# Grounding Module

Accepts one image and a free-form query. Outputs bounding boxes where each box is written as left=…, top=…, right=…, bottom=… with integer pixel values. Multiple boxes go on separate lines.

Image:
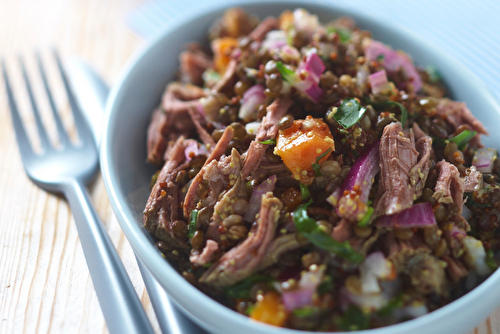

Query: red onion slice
left=365, top=40, right=422, bottom=92
left=282, top=289, right=314, bottom=311
left=238, top=84, right=266, bottom=122
left=327, top=141, right=380, bottom=222
left=369, top=69, right=390, bottom=94
left=377, top=202, right=437, bottom=228
left=243, top=175, right=277, bottom=222
left=472, top=147, right=497, bottom=173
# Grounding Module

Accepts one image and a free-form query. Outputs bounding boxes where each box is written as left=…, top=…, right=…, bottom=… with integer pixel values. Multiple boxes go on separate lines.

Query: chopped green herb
left=377, top=54, right=384, bottom=61
left=433, top=130, right=477, bottom=151
left=202, top=69, right=221, bottom=87
left=312, top=147, right=333, bottom=177
left=335, top=305, right=370, bottom=331
left=312, top=162, right=322, bottom=177
left=367, top=99, right=409, bottom=128
left=358, top=206, right=374, bottom=227
left=449, top=130, right=477, bottom=150
left=293, top=306, right=318, bottom=318
left=202, top=262, right=213, bottom=268
left=317, top=147, right=332, bottom=161
left=465, top=193, right=490, bottom=209
left=276, top=61, right=296, bottom=83
left=425, top=65, right=441, bottom=83
left=188, top=209, right=199, bottom=239
left=334, top=98, right=367, bottom=129
left=486, top=249, right=498, bottom=271
left=300, top=183, right=311, bottom=201
left=326, top=26, right=351, bottom=42
left=245, top=304, right=255, bottom=316
left=224, top=275, right=274, bottom=299
left=377, top=294, right=404, bottom=316
left=258, top=138, right=276, bottom=145
left=293, top=201, right=364, bottom=263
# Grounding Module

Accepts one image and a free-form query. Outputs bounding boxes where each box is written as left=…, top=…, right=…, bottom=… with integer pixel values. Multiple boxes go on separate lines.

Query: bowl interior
left=101, top=1, right=500, bottom=333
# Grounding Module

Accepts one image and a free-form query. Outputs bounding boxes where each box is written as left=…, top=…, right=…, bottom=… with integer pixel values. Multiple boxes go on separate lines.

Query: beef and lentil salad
left=143, top=7, right=500, bottom=331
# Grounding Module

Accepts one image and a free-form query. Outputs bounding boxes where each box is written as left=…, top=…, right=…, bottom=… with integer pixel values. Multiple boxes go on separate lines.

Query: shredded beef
left=190, top=240, right=219, bottom=266
left=410, top=129, right=433, bottom=199
left=436, top=98, right=488, bottom=135
left=241, top=98, right=293, bottom=178
left=147, top=83, right=207, bottom=166
left=433, top=160, right=465, bottom=214
left=331, top=218, right=352, bottom=243
left=205, top=151, right=246, bottom=242
left=200, top=193, right=282, bottom=286
left=442, top=255, right=468, bottom=282
left=212, top=59, right=238, bottom=97
left=183, top=126, right=234, bottom=218
left=248, top=17, right=279, bottom=41
left=143, top=137, right=189, bottom=248
left=187, top=106, right=216, bottom=150
left=374, top=122, right=419, bottom=216
left=405, top=252, right=447, bottom=296
left=179, top=44, right=212, bottom=86
left=257, top=233, right=309, bottom=270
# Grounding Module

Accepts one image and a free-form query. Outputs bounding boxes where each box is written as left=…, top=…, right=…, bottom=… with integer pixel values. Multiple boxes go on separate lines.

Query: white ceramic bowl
left=100, top=1, right=500, bottom=333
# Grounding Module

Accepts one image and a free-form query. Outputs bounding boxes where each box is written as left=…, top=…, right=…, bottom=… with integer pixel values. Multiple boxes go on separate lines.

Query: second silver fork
left=2, top=51, right=155, bottom=334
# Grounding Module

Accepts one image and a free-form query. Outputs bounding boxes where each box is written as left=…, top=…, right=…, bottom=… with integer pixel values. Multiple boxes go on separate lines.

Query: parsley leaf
left=334, top=98, right=367, bottom=129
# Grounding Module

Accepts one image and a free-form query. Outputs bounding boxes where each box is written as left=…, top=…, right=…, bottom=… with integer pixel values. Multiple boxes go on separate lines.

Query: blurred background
left=1, top=0, right=499, bottom=333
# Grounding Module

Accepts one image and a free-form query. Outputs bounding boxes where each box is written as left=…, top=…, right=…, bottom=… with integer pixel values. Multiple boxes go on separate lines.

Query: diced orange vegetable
left=249, top=291, right=287, bottom=327
left=211, top=37, right=239, bottom=74
left=275, top=116, right=335, bottom=185
left=279, top=10, right=294, bottom=31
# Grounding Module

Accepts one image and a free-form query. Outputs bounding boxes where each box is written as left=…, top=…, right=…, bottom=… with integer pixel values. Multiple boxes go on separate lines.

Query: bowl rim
left=100, top=1, right=500, bottom=333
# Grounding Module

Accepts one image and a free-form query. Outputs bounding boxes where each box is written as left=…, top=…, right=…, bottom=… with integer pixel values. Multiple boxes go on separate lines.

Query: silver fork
left=2, top=51, right=155, bottom=334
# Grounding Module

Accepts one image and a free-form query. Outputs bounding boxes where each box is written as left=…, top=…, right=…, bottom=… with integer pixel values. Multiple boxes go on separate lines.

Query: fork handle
left=63, top=179, right=154, bottom=334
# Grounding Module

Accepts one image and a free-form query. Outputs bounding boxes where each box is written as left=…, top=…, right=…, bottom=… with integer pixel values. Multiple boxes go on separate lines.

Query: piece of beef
left=143, top=137, right=189, bottom=248
left=405, top=252, right=447, bottom=296
left=200, top=193, right=282, bottom=286
left=330, top=218, right=352, bottom=243
left=187, top=106, right=216, bottom=150
left=436, top=98, right=488, bottom=135
left=385, top=233, right=430, bottom=271
left=147, top=83, right=207, bottom=166
left=374, top=122, right=419, bottom=216
left=384, top=233, right=447, bottom=296
left=200, top=149, right=242, bottom=211
left=147, top=108, right=170, bottom=166
left=190, top=240, right=219, bottom=266
left=248, top=17, right=279, bottom=41
left=463, top=166, right=483, bottom=192
left=442, top=255, right=468, bottom=282
left=205, top=152, right=246, bottom=242
left=212, top=59, right=238, bottom=97
left=161, top=82, right=207, bottom=111
left=241, top=98, right=293, bottom=178
left=412, top=122, right=427, bottom=141
left=256, top=233, right=309, bottom=270
left=433, top=160, right=466, bottom=214
left=410, top=129, right=433, bottom=199
left=179, top=44, right=212, bottom=86
left=183, top=126, right=234, bottom=218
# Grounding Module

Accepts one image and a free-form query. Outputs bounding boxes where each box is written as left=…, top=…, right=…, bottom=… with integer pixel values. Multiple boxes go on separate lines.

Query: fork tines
left=2, top=50, right=92, bottom=157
